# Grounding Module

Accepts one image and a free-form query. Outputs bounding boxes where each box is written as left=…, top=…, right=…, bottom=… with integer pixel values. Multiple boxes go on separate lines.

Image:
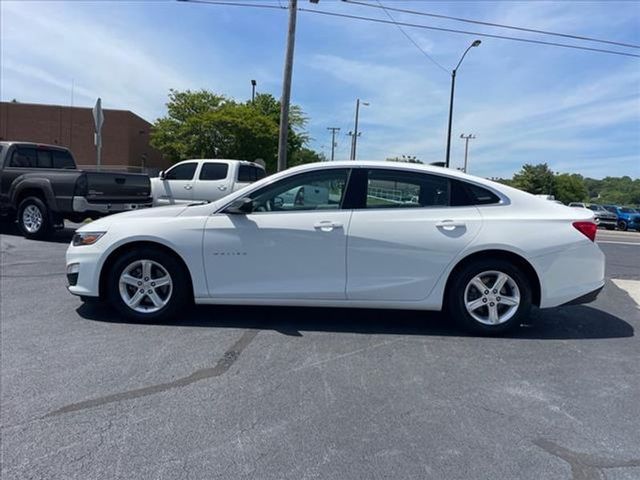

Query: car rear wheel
left=107, top=248, right=190, bottom=322
left=17, top=196, right=51, bottom=240
left=447, top=259, right=532, bottom=335
left=618, top=220, right=628, bottom=231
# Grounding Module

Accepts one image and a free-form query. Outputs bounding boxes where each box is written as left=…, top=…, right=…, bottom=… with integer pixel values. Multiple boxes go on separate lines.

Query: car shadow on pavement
left=77, top=302, right=634, bottom=340
left=0, top=221, right=77, bottom=244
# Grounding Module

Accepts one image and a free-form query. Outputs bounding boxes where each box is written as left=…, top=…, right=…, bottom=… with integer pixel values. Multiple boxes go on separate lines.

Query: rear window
left=199, top=163, right=229, bottom=180
left=9, top=147, right=37, bottom=168
left=52, top=149, right=75, bottom=169
left=37, top=149, right=53, bottom=168
left=238, top=164, right=266, bottom=182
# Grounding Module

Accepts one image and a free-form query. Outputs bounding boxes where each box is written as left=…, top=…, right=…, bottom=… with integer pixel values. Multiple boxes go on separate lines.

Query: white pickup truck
left=151, top=159, right=266, bottom=206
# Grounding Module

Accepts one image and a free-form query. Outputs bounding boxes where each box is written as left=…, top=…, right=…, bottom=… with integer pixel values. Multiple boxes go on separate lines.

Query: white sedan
left=66, top=161, right=605, bottom=334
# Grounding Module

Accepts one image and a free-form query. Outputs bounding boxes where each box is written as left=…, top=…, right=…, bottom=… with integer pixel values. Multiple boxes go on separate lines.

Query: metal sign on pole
left=92, top=98, right=104, bottom=171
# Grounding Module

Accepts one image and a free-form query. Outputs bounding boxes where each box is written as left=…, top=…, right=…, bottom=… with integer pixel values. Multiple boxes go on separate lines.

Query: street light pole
left=251, top=79, right=257, bottom=103
left=277, top=0, right=298, bottom=172
left=350, top=98, right=369, bottom=160
left=327, top=127, right=340, bottom=161
left=444, top=39, right=481, bottom=169
left=460, top=133, right=476, bottom=173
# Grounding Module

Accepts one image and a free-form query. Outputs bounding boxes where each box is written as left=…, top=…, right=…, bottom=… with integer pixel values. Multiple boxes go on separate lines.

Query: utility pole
left=327, top=127, right=340, bottom=161
left=277, top=0, right=298, bottom=172
left=460, top=133, right=476, bottom=173
left=251, top=79, right=257, bottom=103
left=349, top=98, right=369, bottom=160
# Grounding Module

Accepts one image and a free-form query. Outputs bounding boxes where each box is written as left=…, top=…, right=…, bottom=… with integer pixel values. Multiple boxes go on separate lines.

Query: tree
left=150, top=89, right=312, bottom=172
left=553, top=173, right=587, bottom=204
left=249, top=93, right=308, bottom=158
left=512, top=163, right=556, bottom=195
left=386, top=155, right=423, bottom=164
left=289, top=147, right=326, bottom=167
left=183, top=104, right=279, bottom=168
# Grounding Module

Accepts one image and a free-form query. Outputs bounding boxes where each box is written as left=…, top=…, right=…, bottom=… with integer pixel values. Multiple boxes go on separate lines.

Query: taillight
left=74, top=175, right=88, bottom=196
left=573, top=221, right=597, bottom=242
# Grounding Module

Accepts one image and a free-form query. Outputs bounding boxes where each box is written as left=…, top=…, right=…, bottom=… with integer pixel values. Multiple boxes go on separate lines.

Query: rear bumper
left=72, top=196, right=152, bottom=214
left=561, top=284, right=604, bottom=306
left=595, top=217, right=617, bottom=227
left=532, top=241, right=605, bottom=308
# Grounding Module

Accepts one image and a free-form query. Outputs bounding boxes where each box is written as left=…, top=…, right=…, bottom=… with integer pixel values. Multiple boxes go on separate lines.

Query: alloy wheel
left=118, top=259, right=173, bottom=313
left=22, top=205, right=43, bottom=233
left=464, top=270, right=521, bottom=325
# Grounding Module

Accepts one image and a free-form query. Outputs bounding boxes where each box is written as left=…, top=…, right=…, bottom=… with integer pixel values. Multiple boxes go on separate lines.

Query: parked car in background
left=151, top=159, right=266, bottom=206
left=66, top=161, right=604, bottom=335
left=568, top=202, right=617, bottom=230
left=601, top=205, right=640, bottom=231
left=0, top=142, right=152, bottom=239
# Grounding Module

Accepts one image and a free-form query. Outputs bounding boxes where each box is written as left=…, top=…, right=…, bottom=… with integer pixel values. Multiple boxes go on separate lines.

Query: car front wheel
left=107, top=248, right=190, bottom=322
left=617, top=220, right=628, bottom=231
left=447, top=259, right=532, bottom=335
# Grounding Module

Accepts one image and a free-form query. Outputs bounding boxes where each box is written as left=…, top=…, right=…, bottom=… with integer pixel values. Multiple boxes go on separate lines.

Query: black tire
left=446, top=258, right=532, bottom=335
left=17, top=196, right=51, bottom=240
left=617, top=220, right=628, bottom=231
left=107, top=247, right=190, bottom=322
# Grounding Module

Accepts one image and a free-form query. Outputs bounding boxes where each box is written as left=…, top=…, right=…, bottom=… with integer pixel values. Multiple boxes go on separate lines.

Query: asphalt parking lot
left=1, top=223, right=639, bottom=480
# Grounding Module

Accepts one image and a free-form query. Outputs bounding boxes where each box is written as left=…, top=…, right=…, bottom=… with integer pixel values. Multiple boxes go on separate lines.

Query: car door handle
left=314, top=221, right=343, bottom=232
left=184, top=185, right=193, bottom=190
left=436, top=220, right=466, bottom=229
left=218, top=186, right=228, bottom=191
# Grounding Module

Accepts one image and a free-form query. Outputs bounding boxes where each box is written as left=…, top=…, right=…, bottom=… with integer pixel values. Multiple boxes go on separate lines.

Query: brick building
left=0, top=101, right=170, bottom=174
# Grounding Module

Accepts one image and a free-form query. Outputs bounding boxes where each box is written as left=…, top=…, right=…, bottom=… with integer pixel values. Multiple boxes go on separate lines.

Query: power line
left=374, top=0, right=448, bottom=74
left=296, top=7, right=640, bottom=58
left=343, top=0, right=640, bottom=50
left=179, top=0, right=640, bottom=58
left=178, top=0, right=286, bottom=10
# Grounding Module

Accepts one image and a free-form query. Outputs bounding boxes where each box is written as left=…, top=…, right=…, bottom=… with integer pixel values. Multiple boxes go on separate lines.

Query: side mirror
left=225, top=197, right=254, bottom=214
left=159, top=170, right=165, bottom=180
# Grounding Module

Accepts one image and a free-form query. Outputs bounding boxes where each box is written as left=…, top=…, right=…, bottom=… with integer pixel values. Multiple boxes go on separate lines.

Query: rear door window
left=10, top=147, right=37, bottom=168
left=238, top=165, right=265, bottom=182
left=199, top=163, right=229, bottom=180
left=365, top=169, right=450, bottom=208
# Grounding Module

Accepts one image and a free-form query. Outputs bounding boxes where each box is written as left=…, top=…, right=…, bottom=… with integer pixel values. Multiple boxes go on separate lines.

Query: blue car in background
left=602, top=205, right=640, bottom=231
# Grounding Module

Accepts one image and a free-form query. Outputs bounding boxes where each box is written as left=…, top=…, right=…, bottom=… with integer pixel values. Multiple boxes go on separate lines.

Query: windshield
left=620, top=207, right=636, bottom=213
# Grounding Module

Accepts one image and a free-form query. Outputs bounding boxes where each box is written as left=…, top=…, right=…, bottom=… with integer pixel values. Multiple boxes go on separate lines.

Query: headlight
left=72, top=231, right=106, bottom=246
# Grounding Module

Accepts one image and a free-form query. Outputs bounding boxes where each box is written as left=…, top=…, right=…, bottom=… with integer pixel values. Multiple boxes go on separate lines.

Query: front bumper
left=66, top=244, right=104, bottom=297
left=72, top=196, right=152, bottom=214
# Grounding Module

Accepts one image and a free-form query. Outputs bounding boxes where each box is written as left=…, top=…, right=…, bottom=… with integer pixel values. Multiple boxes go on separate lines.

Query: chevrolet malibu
left=66, top=161, right=605, bottom=334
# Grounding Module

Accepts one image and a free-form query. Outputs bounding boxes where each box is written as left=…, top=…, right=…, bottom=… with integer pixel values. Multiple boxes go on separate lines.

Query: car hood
left=76, top=204, right=190, bottom=232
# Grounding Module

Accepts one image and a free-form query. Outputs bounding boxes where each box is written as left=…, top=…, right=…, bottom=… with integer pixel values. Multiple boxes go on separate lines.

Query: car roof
left=0, top=141, right=69, bottom=150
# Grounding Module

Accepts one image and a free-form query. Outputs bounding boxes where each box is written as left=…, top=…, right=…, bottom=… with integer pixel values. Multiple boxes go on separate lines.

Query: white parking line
left=612, top=279, right=640, bottom=308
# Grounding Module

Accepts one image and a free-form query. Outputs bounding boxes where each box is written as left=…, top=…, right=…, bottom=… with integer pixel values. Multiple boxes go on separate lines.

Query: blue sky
left=1, top=0, right=639, bottom=179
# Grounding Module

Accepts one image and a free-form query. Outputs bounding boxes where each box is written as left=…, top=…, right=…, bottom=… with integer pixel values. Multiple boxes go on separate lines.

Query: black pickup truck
left=0, top=142, right=152, bottom=239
